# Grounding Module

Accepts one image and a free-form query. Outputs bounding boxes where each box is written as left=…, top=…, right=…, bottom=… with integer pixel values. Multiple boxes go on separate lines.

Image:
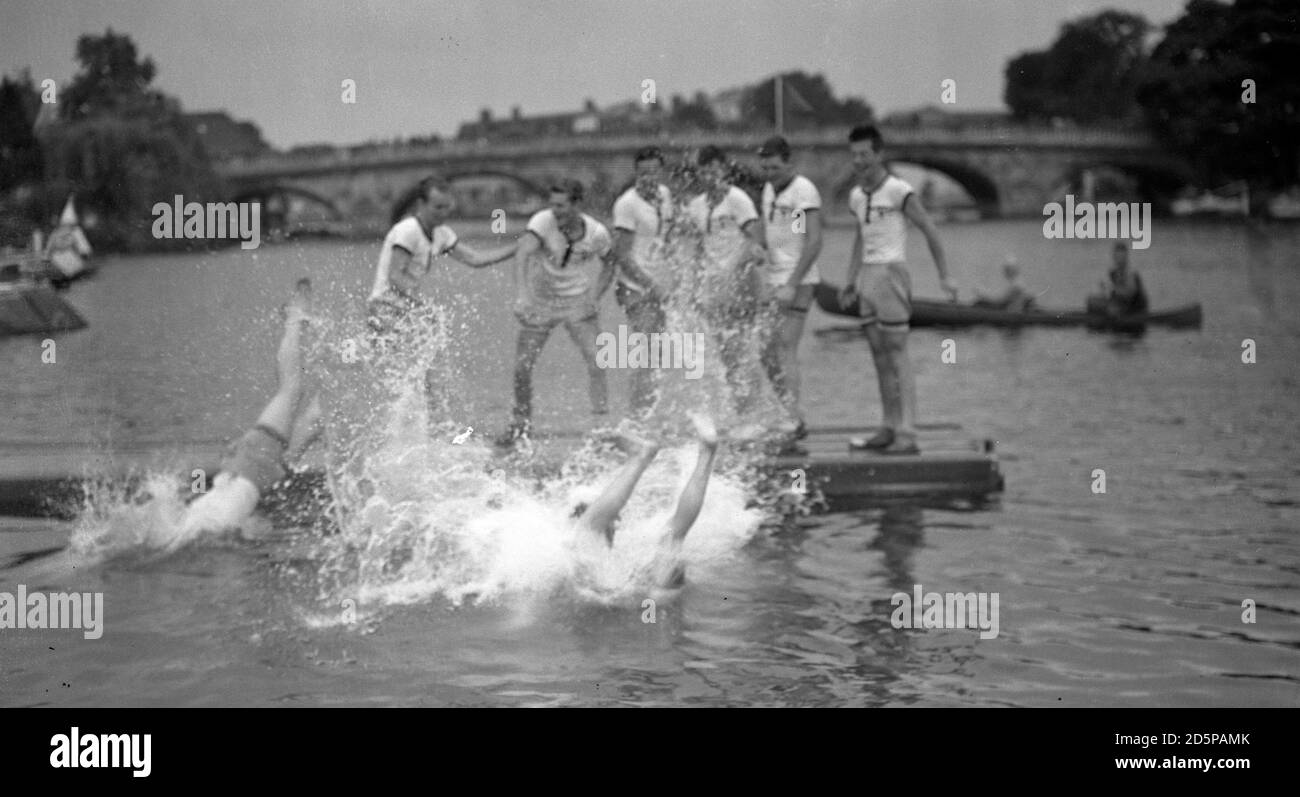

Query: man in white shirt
left=840, top=125, right=958, bottom=454
left=368, top=175, right=517, bottom=332
left=496, top=178, right=615, bottom=447
left=757, top=136, right=822, bottom=439
left=611, top=146, right=673, bottom=415
left=684, top=145, right=766, bottom=416
left=367, top=174, right=517, bottom=416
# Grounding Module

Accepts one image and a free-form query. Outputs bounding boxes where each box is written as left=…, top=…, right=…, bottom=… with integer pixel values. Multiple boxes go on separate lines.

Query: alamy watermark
left=1043, top=195, right=1151, bottom=250
left=50, top=727, right=151, bottom=777
left=152, top=195, right=261, bottom=249
left=595, top=324, right=705, bottom=380
left=890, top=584, right=1000, bottom=640
left=0, top=584, right=103, bottom=639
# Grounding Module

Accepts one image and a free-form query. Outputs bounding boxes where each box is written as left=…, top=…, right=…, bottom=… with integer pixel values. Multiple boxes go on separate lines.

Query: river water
left=1, top=218, right=1297, bottom=706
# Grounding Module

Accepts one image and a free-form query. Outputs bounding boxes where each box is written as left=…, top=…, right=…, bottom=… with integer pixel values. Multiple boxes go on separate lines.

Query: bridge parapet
left=216, top=125, right=1160, bottom=180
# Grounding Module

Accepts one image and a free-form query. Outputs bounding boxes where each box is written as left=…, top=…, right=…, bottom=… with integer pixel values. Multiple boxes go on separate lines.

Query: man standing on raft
left=840, top=125, right=958, bottom=455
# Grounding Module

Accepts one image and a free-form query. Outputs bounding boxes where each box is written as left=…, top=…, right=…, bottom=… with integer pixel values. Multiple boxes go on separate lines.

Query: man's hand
left=940, top=276, right=960, bottom=302
left=774, top=284, right=797, bottom=308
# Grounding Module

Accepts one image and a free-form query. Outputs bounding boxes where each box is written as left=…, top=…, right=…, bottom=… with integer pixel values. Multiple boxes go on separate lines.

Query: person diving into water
left=572, top=413, right=719, bottom=589
left=168, top=279, right=322, bottom=551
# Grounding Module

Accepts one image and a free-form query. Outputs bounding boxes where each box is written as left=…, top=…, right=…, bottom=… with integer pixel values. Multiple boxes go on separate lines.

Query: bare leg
left=575, top=436, right=660, bottom=545
left=864, top=323, right=899, bottom=430
left=664, top=414, right=719, bottom=542
left=883, top=326, right=916, bottom=436
left=761, top=307, right=808, bottom=425
left=254, top=279, right=313, bottom=438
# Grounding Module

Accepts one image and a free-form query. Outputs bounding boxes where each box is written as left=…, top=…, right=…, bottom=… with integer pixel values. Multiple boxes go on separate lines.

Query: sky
left=2, top=0, right=1189, bottom=149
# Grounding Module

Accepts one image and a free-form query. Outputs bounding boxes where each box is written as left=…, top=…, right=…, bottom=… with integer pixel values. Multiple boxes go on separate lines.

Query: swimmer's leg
left=285, top=392, right=323, bottom=462
left=664, top=414, right=719, bottom=542
left=253, top=279, right=314, bottom=438
left=575, top=436, right=660, bottom=545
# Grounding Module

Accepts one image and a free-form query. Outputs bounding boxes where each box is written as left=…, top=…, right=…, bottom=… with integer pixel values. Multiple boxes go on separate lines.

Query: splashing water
left=59, top=209, right=806, bottom=626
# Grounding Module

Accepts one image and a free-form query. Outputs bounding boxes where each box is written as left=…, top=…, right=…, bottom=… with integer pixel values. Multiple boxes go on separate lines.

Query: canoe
left=813, top=283, right=1201, bottom=330
left=0, top=283, right=88, bottom=336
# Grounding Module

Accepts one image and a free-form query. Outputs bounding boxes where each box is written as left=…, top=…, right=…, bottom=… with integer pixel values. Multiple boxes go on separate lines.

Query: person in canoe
left=1094, top=242, right=1148, bottom=317
left=974, top=256, right=1034, bottom=313
left=43, top=197, right=93, bottom=287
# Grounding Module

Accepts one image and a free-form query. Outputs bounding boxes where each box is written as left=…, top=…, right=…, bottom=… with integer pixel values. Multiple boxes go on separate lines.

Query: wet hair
left=849, top=124, right=884, bottom=151
left=634, top=145, right=664, bottom=165
left=391, top=175, right=452, bottom=224
left=549, top=178, right=584, bottom=204
left=697, top=145, right=727, bottom=167
left=757, top=135, right=791, bottom=161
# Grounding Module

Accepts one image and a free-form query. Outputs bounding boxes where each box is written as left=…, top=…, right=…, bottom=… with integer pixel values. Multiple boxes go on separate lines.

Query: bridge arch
left=390, top=170, right=548, bottom=222
left=229, top=184, right=344, bottom=221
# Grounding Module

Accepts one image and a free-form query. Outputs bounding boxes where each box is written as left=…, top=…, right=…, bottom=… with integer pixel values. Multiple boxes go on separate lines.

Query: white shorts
left=176, top=472, right=260, bottom=540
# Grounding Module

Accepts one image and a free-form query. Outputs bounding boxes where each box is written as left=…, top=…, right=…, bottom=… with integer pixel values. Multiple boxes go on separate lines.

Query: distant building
left=709, top=87, right=748, bottom=124
left=882, top=105, right=1012, bottom=129
left=183, top=111, right=271, bottom=159
left=456, top=97, right=666, bottom=142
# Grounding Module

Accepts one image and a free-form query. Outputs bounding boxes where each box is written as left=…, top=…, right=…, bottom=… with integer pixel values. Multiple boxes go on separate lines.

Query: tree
left=61, top=29, right=159, bottom=121
left=670, top=91, right=717, bottom=131
left=1136, top=0, right=1300, bottom=191
left=37, top=29, right=224, bottom=250
left=1004, top=10, right=1152, bottom=124
left=740, top=71, right=873, bottom=130
left=0, top=70, right=44, bottom=192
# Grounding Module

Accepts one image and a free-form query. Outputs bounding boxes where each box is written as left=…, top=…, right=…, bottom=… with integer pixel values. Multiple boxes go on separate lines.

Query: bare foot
left=593, top=419, right=659, bottom=457
left=283, top=278, right=314, bottom=325
left=688, top=412, right=718, bottom=447
left=618, top=433, right=660, bottom=458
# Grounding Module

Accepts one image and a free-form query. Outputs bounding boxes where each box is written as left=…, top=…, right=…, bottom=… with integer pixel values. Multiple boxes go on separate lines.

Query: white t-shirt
left=611, top=184, right=672, bottom=293
left=369, top=216, right=458, bottom=301
left=761, top=175, right=822, bottom=286
left=516, top=209, right=612, bottom=317
left=685, top=187, right=760, bottom=303
left=849, top=175, right=914, bottom=265
left=686, top=186, right=758, bottom=267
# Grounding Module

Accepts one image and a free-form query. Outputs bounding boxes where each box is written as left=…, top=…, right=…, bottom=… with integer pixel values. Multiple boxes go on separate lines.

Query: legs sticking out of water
left=574, top=433, right=661, bottom=546
left=575, top=414, right=719, bottom=588
left=255, top=278, right=316, bottom=442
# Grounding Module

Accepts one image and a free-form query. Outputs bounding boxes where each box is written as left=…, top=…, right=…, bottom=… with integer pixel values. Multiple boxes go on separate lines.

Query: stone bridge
left=216, top=126, right=1190, bottom=228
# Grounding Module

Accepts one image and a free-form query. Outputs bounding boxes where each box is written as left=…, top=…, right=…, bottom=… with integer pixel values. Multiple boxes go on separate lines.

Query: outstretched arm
left=903, top=194, right=957, bottom=300
left=448, top=239, right=519, bottom=268
left=512, top=231, right=541, bottom=282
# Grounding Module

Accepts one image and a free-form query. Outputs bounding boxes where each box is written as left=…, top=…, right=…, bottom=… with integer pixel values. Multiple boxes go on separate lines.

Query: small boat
left=0, top=259, right=88, bottom=336
left=813, top=283, right=1202, bottom=330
